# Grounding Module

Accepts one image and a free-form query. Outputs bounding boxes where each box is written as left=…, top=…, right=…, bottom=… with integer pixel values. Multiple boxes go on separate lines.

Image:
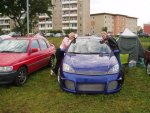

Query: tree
left=137, top=28, right=143, bottom=34
left=102, top=27, right=108, bottom=32
left=50, top=30, right=62, bottom=34
left=64, top=29, right=76, bottom=35
left=0, top=27, right=3, bottom=35
left=0, top=0, right=52, bottom=35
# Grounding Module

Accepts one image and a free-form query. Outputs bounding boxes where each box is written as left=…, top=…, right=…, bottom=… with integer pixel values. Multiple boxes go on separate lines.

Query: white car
left=54, top=33, right=63, bottom=37
left=0, top=35, right=11, bottom=41
left=0, top=32, right=21, bottom=41
left=46, top=33, right=55, bottom=37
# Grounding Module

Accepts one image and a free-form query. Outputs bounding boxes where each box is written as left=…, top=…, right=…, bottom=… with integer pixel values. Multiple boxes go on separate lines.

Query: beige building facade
left=0, top=14, right=14, bottom=33
left=38, top=0, right=91, bottom=36
left=60, top=0, right=90, bottom=36
left=90, top=13, right=137, bottom=35
left=52, top=0, right=62, bottom=30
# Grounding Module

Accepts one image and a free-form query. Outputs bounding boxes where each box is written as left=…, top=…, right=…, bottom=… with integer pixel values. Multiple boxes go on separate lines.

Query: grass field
left=0, top=37, right=150, bottom=113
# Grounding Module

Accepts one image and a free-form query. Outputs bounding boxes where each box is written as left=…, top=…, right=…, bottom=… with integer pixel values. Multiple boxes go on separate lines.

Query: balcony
left=38, top=21, right=52, bottom=24
left=2, top=28, right=11, bottom=31
left=62, top=26, right=77, bottom=30
left=62, top=13, right=77, bottom=17
left=62, top=20, right=77, bottom=24
left=0, top=23, right=10, bottom=25
left=39, top=14, right=49, bottom=19
left=62, top=0, right=77, bottom=5
left=39, top=27, right=53, bottom=30
left=62, top=7, right=77, bottom=11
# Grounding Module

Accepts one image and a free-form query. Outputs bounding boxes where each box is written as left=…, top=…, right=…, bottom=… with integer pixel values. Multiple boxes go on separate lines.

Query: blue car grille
left=78, top=83, right=105, bottom=92
left=75, top=70, right=107, bottom=75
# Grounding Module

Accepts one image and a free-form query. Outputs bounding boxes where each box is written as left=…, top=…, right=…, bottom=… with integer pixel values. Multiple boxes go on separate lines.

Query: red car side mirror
left=31, top=48, right=39, bottom=53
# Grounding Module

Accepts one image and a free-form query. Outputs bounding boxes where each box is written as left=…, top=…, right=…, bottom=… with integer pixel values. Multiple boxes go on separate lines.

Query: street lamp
left=26, top=0, right=29, bottom=37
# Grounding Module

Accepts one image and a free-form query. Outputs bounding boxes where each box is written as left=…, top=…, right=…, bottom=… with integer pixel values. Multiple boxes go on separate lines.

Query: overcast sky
left=90, top=0, right=150, bottom=27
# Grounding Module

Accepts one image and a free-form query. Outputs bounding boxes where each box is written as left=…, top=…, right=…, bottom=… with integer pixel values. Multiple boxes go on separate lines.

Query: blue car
left=58, top=36, right=124, bottom=94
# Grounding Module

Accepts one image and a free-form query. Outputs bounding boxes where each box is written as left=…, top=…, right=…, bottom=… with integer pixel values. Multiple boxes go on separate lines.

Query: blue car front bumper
left=59, top=71, right=124, bottom=94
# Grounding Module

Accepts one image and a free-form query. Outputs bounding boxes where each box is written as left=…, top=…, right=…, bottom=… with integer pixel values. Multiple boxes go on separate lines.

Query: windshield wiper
left=0, top=51, right=14, bottom=53
left=0, top=51, right=22, bottom=53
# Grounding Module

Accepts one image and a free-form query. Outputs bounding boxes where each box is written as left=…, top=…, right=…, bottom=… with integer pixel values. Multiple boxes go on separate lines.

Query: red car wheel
left=15, top=67, right=27, bottom=86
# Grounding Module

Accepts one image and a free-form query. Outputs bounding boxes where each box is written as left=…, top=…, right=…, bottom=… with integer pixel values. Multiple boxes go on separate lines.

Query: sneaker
left=50, top=70, right=54, bottom=75
left=50, top=69, right=58, bottom=76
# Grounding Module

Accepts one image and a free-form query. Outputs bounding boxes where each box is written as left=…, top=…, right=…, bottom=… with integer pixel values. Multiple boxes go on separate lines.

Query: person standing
left=100, top=31, right=122, bottom=68
left=51, top=32, right=76, bottom=75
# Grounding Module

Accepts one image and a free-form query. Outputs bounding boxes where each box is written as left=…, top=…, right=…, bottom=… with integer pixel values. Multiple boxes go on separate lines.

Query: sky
left=90, top=0, right=150, bottom=27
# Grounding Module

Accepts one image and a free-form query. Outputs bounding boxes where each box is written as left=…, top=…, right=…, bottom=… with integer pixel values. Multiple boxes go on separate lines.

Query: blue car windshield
left=67, top=38, right=112, bottom=54
left=0, top=39, right=29, bottom=53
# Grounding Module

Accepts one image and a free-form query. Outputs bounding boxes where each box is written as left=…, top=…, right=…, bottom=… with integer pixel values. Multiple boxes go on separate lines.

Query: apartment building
left=144, top=22, right=150, bottom=35
left=0, top=14, right=14, bottom=33
left=38, top=0, right=91, bottom=36
left=60, top=0, right=90, bottom=35
left=126, top=16, right=137, bottom=33
left=52, top=0, right=62, bottom=30
left=90, top=13, right=114, bottom=35
left=38, top=13, right=53, bottom=33
left=90, top=13, right=137, bottom=35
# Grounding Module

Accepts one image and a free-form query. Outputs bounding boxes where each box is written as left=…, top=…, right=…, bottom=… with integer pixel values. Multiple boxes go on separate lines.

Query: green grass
left=139, top=37, right=150, bottom=50
left=1, top=37, right=150, bottom=113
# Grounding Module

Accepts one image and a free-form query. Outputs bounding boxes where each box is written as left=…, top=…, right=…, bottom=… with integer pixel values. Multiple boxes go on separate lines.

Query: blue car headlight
left=63, top=63, right=75, bottom=73
left=107, top=64, right=119, bottom=74
left=0, top=66, right=13, bottom=72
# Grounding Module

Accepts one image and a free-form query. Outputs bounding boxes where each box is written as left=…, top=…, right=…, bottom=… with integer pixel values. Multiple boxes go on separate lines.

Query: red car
left=0, top=35, right=55, bottom=85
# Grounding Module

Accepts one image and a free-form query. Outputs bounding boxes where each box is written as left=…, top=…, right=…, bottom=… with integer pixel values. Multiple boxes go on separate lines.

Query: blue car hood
left=63, top=53, right=118, bottom=73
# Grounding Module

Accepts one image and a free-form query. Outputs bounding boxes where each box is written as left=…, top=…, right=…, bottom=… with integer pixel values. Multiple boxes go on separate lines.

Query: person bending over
left=51, top=32, right=76, bottom=75
left=100, top=31, right=122, bottom=68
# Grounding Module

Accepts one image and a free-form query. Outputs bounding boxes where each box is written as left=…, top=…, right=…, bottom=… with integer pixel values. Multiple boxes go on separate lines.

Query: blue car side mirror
left=113, top=50, right=120, bottom=53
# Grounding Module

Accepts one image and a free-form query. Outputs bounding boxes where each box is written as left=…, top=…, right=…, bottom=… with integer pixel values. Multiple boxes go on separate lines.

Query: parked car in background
left=0, top=32, right=21, bottom=41
left=58, top=36, right=124, bottom=94
left=36, top=32, right=45, bottom=37
left=144, top=48, right=150, bottom=75
left=8, top=32, right=21, bottom=37
left=0, top=35, right=11, bottom=42
left=0, top=35, right=56, bottom=86
left=138, top=33, right=149, bottom=38
left=54, top=33, right=63, bottom=37
left=45, top=33, right=55, bottom=37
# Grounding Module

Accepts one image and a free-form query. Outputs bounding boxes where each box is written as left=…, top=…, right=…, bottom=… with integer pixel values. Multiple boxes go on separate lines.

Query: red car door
left=27, top=39, right=44, bottom=73
left=38, top=38, right=51, bottom=66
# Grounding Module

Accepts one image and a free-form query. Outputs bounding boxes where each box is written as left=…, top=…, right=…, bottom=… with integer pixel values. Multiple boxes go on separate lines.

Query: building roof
left=90, top=12, right=138, bottom=19
left=144, top=22, right=150, bottom=25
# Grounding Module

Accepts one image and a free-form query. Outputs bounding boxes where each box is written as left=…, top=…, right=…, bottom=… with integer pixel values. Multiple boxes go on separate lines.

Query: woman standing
left=51, top=32, right=76, bottom=75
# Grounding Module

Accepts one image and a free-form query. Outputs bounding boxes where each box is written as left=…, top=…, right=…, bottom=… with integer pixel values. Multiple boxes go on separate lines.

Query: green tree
left=0, top=27, right=3, bottom=34
left=137, top=28, right=143, bottom=34
left=102, top=27, right=108, bottom=32
left=0, top=0, right=52, bottom=35
left=50, top=30, right=62, bottom=34
left=64, top=29, right=76, bottom=35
